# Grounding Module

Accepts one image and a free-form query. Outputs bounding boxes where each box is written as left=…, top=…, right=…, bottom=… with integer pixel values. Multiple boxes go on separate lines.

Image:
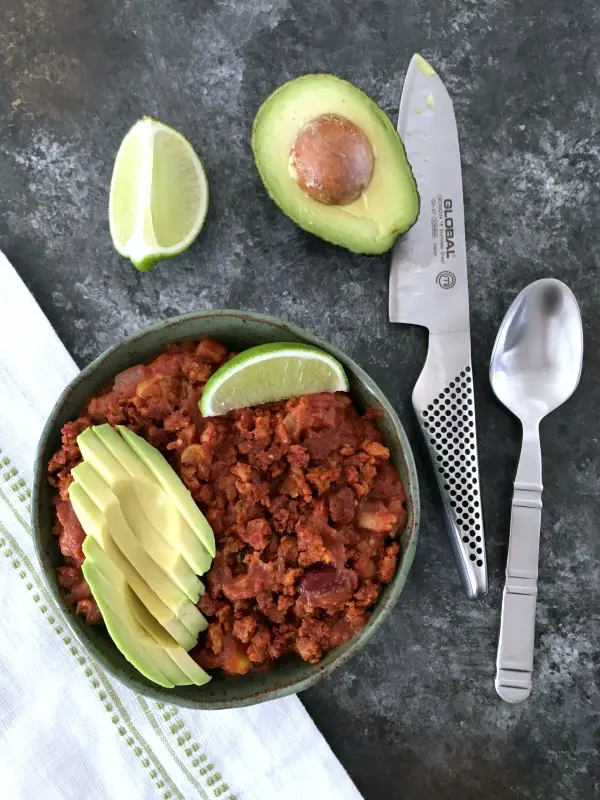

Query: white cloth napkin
left=0, top=250, right=361, bottom=800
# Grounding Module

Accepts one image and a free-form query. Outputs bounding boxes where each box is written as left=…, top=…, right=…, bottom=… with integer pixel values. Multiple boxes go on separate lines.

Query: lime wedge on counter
left=109, top=117, right=209, bottom=271
left=200, top=342, right=350, bottom=417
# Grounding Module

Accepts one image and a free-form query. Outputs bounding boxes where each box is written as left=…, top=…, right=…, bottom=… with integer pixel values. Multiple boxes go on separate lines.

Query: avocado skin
left=251, top=73, right=420, bottom=255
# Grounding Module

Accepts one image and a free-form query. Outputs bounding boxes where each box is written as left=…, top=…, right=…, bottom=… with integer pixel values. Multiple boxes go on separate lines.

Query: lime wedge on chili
left=109, top=117, right=209, bottom=271
left=200, top=343, right=350, bottom=417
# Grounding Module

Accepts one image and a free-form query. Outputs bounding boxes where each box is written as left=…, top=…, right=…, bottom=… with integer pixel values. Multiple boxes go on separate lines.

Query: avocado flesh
left=72, top=482, right=200, bottom=650
left=83, top=553, right=210, bottom=687
left=70, top=463, right=207, bottom=641
left=79, top=426, right=209, bottom=591
left=84, top=536, right=211, bottom=686
left=117, top=425, right=216, bottom=557
left=252, top=74, right=420, bottom=254
left=92, top=424, right=212, bottom=577
left=82, top=560, right=189, bottom=687
left=128, top=590, right=212, bottom=686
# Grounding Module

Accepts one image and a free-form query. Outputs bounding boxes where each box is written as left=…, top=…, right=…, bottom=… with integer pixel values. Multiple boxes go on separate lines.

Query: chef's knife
left=390, top=54, right=488, bottom=598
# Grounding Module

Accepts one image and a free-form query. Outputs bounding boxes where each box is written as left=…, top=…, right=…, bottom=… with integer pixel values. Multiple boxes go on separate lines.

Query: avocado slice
left=129, top=591, right=212, bottom=686
left=81, top=560, right=175, bottom=687
left=70, top=463, right=207, bottom=640
left=83, top=541, right=211, bottom=687
left=252, top=74, right=419, bottom=254
left=116, top=425, right=216, bottom=557
left=79, top=427, right=208, bottom=593
left=72, top=482, right=200, bottom=650
left=92, top=425, right=212, bottom=577
left=82, top=559, right=195, bottom=687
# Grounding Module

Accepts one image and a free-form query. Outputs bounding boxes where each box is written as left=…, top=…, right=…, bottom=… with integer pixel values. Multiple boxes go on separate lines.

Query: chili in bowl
left=32, top=311, right=419, bottom=709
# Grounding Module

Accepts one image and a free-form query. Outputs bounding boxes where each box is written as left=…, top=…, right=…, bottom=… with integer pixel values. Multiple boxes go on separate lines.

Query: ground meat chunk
left=270, top=497, right=300, bottom=534
left=181, top=356, right=213, bottom=384
left=196, top=337, right=229, bottom=364
left=354, top=580, right=380, bottom=608
left=206, top=622, right=224, bottom=655
left=378, top=542, right=401, bottom=583
left=306, top=465, right=340, bottom=494
left=295, top=636, right=322, bottom=663
left=328, top=487, right=356, bottom=525
left=48, top=340, right=407, bottom=677
left=56, top=501, right=86, bottom=567
left=279, top=535, right=298, bottom=564
left=76, top=598, right=103, bottom=625
left=297, top=617, right=331, bottom=646
left=163, top=410, right=192, bottom=431
left=247, top=625, right=272, bottom=663
left=198, top=592, right=218, bottom=617
left=361, top=440, right=390, bottom=459
left=238, top=518, right=272, bottom=551
left=233, top=615, right=258, bottom=644
left=286, top=444, right=310, bottom=469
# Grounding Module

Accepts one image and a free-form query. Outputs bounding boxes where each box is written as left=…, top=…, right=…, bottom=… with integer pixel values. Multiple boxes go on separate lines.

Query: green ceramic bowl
left=32, top=310, right=419, bottom=709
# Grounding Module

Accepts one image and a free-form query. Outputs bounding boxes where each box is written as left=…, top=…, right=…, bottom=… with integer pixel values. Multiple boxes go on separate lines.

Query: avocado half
left=251, top=74, right=420, bottom=255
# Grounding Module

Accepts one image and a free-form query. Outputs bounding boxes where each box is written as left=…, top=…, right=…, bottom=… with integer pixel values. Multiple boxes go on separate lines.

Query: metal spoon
left=490, top=278, right=583, bottom=703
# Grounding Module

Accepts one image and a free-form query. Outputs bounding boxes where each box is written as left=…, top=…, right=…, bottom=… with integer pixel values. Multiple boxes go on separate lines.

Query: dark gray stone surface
left=1, top=0, right=599, bottom=797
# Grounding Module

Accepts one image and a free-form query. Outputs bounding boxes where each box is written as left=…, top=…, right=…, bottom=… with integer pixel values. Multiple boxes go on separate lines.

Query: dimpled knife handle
left=412, top=332, right=488, bottom=599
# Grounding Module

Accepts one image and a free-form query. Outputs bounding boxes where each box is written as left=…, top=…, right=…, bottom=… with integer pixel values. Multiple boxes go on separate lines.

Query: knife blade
left=390, top=53, right=488, bottom=599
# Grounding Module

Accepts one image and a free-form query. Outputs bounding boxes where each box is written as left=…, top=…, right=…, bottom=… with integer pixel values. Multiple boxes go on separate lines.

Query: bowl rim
left=32, top=309, right=420, bottom=708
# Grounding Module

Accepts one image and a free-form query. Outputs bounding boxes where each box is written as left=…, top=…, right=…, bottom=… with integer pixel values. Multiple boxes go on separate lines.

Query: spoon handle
left=495, top=427, right=543, bottom=703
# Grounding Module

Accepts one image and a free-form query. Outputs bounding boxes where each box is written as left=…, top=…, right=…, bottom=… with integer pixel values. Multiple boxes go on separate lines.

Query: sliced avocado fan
left=83, top=538, right=210, bottom=688
left=68, top=423, right=219, bottom=687
left=70, top=480, right=202, bottom=651
left=71, top=461, right=205, bottom=636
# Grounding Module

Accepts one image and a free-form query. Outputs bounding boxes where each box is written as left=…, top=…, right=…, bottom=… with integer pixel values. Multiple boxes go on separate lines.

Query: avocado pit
left=291, top=113, right=374, bottom=206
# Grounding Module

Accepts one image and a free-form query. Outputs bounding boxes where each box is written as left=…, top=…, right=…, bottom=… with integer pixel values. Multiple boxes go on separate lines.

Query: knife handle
left=495, top=427, right=543, bottom=703
left=412, top=332, right=488, bottom=599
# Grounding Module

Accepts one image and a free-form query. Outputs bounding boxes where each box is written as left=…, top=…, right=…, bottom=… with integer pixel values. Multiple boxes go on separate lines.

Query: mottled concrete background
left=1, top=0, right=599, bottom=797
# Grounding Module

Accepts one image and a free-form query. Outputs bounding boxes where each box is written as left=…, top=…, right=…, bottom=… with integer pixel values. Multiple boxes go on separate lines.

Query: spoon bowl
left=490, top=279, right=583, bottom=425
left=490, top=278, right=583, bottom=703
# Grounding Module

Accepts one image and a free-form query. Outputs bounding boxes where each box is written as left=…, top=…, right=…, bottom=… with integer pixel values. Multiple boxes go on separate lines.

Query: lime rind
left=109, top=117, right=209, bottom=271
left=200, top=342, right=350, bottom=417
